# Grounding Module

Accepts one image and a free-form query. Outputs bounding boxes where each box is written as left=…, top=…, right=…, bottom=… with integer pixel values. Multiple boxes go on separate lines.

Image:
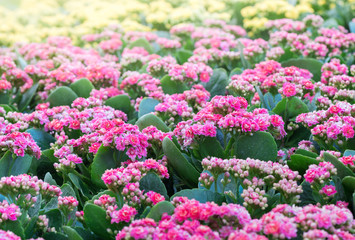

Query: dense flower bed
left=0, top=2, right=354, bottom=239
left=0, top=0, right=354, bottom=44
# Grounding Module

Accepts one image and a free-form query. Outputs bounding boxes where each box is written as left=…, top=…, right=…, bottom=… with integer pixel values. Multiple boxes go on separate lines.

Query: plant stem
left=224, top=137, right=235, bottom=156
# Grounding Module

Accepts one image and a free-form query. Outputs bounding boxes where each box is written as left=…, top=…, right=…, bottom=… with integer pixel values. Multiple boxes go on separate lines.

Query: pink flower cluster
left=201, top=157, right=302, bottom=208
left=267, top=16, right=355, bottom=59
left=110, top=204, right=137, bottom=224
left=0, top=131, right=41, bottom=159
left=174, top=95, right=286, bottom=148
left=120, top=72, right=163, bottom=99
left=229, top=60, right=315, bottom=102
left=101, top=159, right=168, bottom=207
left=58, top=196, right=79, bottom=213
left=296, top=101, right=355, bottom=149
left=304, top=162, right=337, bottom=184
left=118, top=198, right=251, bottom=240
left=168, top=62, right=213, bottom=84
left=117, top=198, right=355, bottom=240
left=0, top=174, right=61, bottom=199
left=146, top=56, right=176, bottom=78
left=0, top=230, right=21, bottom=240
left=339, top=155, right=355, bottom=172
left=0, top=200, right=21, bottom=222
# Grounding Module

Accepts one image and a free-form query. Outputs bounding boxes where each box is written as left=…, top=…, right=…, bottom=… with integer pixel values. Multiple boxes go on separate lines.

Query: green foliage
left=171, top=189, right=225, bottom=204
left=47, top=87, right=78, bottom=107
left=146, top=201, right=175, bottom=221
left=0, top=151, right=32, bottom=177
left=162, top=137, right=200, bottom=187
left=234, top=132, right=278, bottom=161
left=202, top=68, right=228, bottom=97
left=136, top=113, right=170, bottom=132
left=70, top=78, right=95, bottom=98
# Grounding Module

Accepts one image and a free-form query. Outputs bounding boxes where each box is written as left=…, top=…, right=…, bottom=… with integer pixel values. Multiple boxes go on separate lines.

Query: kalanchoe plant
left=0, top=8, right=354, bottom=240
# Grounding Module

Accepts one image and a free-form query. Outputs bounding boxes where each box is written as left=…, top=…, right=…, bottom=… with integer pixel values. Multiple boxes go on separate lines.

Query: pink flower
left=89, top=143, right=101, bottom=154
left=342, top=125, right=354, bottom=139
left=317, top=213, right=332, bottom=229
left=264, top=220, right=281, bottom=235
left=336, top=201, right=349, bottom=208
left=339, top=156, right=354, bottom=166
left=200, top=71, right=210, bottom=82
left=282, top=83, right=297, bottom=97
left=146, top=191, right=165, bottom=205
left=320, top=185, right=337, bottom=197
left=111, top=205, right=137, bottom=223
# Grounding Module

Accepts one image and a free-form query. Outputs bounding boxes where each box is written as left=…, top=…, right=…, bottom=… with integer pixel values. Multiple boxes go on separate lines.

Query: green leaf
left=63, top=226, right=84, bottom=240
left=234, top=132, right=277, bottom=161
left=105, top=95, right=132, bottom=114
left=135, top=113, right=170, bottom=132
left=0, top=151, right=33, bottom=177
left=323, top=18, right=339, bottom=28
left=47, top=86, right=78, bottom=107
left=139, top=63, right=149, bottom=74
left=278, top=47, right=295, bottom=62
left=84, top=203, right=113, bottom=239
left=139, top=172, right=168, bottom=199
left=73, top=227, right=97, bottom=240
left=237, top=41, right=252, bottom=69
left=24, top=216, right=38, bottom=239
left=138, top=98, right=160, bottom=118
left=281, top=58, right=323, bottom=81
left=42, top=149, right=57, bottom=163
left=128, top=38, right=153, bottom=53
left=90, top=190, right=117, bottom=204
left=70, top=78, right=95, bottom=98
left=141, top=206, right=151, bottom=219
left=202, top=68, right=228, bottom=97
left=2, top=221, right=24, bottom=238
left=43, top=197, right=58, bottom=212
left=91, top=146, right=125, bottom=188
left=0, top=104, right=14, bottom=113
left=263, top=93, right=282, bottom=111
left=342, top=176, right=355, bottom=195
left=146, top=201, right=175, bottom=222
left=68, top=173, right=91, bottom=198
left=15, top=52, right=27, bottom=70
left=294, top=149, right=318, bottom=159
left=171, top=189, right=225, bottom=204
left=162, top=137, right=200, bottom=188
left=18, top=82, right=39, bottom=111
left=45, top=209, right=63, bottom=231
left=333, top=176, right=346, bottom=201
left=324, top=152, right=354, bottom=179
left=160, top=75, right=189, bottom=95
left=61, top=183, right=76, bottom=197
left=299, top=180, right=316, bottom=206
left=28, top=194, right=41, bottom=217
left=285, top=126, right=311, bottom=148
left=0, top=92, right=10, bottom=104
left=272, top=97, right=309, bottom=121
left=199, top=137, right=226, bottom=159
left=229, top=67, right=243, bottom=78
left=44, top=172, right=57, bottom=186
left=349, top=21, right=355, bottom=33
left=288, top=154, right=319, bottom=175
left=43, top=232, right=68, bottom=240
left=26, top=128, right=55, bottom=150
left=176, top=49, right=193, bottom=64
left=344, top=150, right=355, bottom=157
